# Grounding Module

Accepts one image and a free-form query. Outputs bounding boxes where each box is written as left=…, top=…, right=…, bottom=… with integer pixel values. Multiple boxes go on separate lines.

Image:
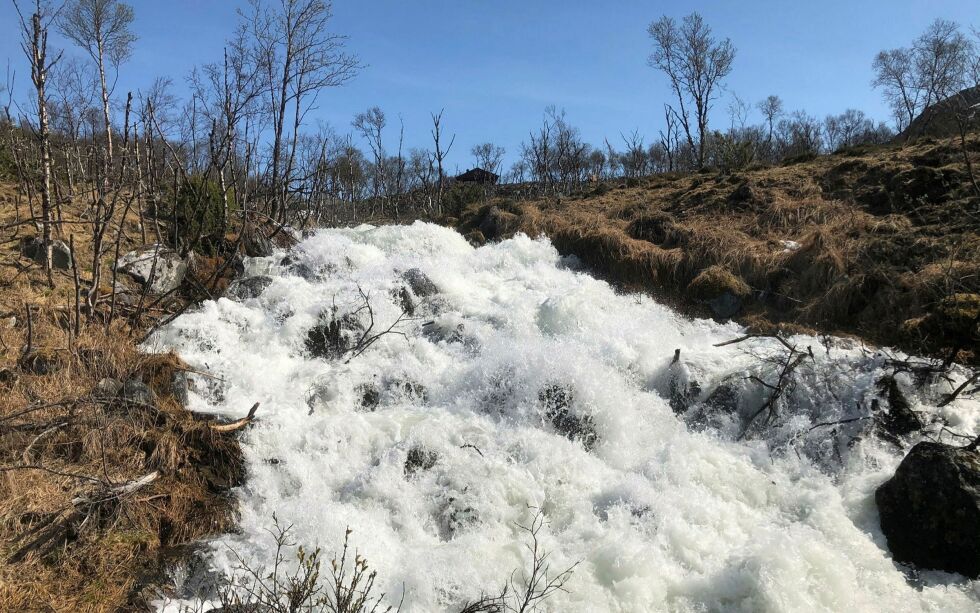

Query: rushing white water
left=150, top=222, right=980, bottom=612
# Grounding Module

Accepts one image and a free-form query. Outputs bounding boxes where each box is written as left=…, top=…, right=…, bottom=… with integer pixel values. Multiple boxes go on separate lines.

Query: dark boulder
left=539, top=384, right=598, bottom=451
left=226, top=275, right=273, bottom=301
left=304, top=312, right=364, bottom=360
left=404, top=445, right=438, bottom=476
left=876, top=441, right=980, bottom=578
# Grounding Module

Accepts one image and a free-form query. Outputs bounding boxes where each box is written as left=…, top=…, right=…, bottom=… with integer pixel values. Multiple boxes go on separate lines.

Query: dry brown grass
left=0, top=183, right=247, bottom=611
left=458, top=137, right=980, bottom=363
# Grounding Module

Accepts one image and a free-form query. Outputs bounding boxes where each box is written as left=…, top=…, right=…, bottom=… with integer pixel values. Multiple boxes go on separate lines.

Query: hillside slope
left=458, top=137, right=980, bottom=363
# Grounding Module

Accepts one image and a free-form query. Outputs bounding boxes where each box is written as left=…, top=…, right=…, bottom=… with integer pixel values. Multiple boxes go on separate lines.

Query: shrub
left=169, top=175, right=237, bottom=253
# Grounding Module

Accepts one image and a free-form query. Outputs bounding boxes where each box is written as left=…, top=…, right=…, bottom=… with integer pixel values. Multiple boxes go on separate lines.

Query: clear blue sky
left=1, top=0, right=977, bottom=171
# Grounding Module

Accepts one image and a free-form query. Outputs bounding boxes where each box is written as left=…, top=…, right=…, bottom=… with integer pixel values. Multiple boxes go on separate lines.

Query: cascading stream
left=150, top=223, right=979, bottom=612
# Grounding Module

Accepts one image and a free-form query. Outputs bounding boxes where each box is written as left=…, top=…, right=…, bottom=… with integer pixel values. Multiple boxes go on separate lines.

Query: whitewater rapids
left=150, top=223, right=979, bottom=612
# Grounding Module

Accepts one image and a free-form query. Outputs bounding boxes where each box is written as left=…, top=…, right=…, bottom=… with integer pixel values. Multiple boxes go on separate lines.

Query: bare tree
left=471, top=142, right=505, bottom=177
left=648, top=12, right=735, bottom=168
left=14, top=0, right=64, bottom=282
left=353, top=106, right=385, bottom=214
left=873, top=19, right=974, bottom=135
left=242, top=0, right=359, bottom=222
left=58, top=0, right=135, bottom=166
left=430, top=108, right=455, bottom=212
left=872, top=48, right=920, bottom=131
left=757, top=94, right=783, bottom=153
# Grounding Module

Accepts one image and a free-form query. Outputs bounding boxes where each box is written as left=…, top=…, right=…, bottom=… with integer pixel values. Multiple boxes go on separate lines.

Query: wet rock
left=707, top=292, right=743, bottom=319
left=280, top=255, right=317, bottom=280
left=539, top=384, right=598, bottom=451
left=304, top=311, right=364, bottom=360
left=441, top=496, right=479, bottom=537
left=119, top=379, right=159, bottom=408
left=404, top=445, right=438, bottom=476
left=703, top=381, right=740, bottom=415
left=875, top=376, right=922, bottom=438
left=242, top=227, right=274, bottom=257
left=876, top=441, right=980, bottom=578
left=387, top=378, right=427, bottom=403
left=226, top=275, right=273, bottom=301
left=667, top=361, right=703, bottom=414
left=398, top=268, right=438, bottom=313
left=356, top=383, right=380, bottom=411
left=21, top=237, right=72, bottom=270
left=117, top=245, right=187, bottom=294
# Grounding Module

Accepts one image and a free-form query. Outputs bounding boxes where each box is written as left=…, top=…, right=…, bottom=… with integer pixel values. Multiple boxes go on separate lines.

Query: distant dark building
left=455, top=168, right=500, bottom=185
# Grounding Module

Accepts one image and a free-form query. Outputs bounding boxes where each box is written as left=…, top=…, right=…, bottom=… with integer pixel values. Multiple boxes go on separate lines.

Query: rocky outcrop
left=876, top=441, right=980, bottom=578
left=117, top=245, right=187, bottom=294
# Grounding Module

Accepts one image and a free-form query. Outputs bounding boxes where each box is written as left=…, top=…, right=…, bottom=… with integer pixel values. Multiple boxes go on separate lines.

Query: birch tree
left=58, top=0, right=135, bottom=166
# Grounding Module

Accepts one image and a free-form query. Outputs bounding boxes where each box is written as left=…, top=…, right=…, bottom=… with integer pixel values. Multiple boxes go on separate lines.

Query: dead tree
left=14, top=0, right=64, bottom=282
left=430, top=108, right=455, bottom=214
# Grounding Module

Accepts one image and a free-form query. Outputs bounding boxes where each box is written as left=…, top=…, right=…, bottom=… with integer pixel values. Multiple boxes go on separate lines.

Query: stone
left=119, top=379, right=159, bottom=408
left=21, top=237, right=72, bottom=270
left=171, top=370, right=190, bottom=406
left=402, top=268, right=438, bottom=298
left=404, top=445, right=438, bottom=476
left=304, top=311, right=364, bottom=360
left=539, top=384, right=598, bottom=451
left=226, top=275, right=273, bottom=301
left=243, top=227, right=274, bottom=257
left=117, top=246, right=187, bottom=295
left=876, top=441, right=980, bottom=578
left=356, top=383, right=380, bottom=411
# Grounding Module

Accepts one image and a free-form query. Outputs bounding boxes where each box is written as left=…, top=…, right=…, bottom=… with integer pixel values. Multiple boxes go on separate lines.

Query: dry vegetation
left=457, top=136, right=980, bottom=364
left=0, top=183, right=251, bottom=611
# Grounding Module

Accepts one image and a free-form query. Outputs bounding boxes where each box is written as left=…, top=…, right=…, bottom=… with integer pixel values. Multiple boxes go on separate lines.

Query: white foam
left=149, top=222, right=980, bottom=612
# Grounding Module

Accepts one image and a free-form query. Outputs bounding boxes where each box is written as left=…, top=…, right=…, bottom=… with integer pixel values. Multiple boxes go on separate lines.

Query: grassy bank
left=456, top=137, right=980, bottom=364
left=0, top=183, right=252, bottom=611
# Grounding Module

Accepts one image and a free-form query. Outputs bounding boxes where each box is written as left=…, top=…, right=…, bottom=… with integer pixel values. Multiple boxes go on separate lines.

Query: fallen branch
left=938, top=371, right=980, bottom=407
left=209, top=402, right=260, bottom=433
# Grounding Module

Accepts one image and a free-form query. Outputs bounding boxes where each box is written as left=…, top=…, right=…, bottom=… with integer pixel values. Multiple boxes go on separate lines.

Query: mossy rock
left=687, top=266, right=751, bottom=301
